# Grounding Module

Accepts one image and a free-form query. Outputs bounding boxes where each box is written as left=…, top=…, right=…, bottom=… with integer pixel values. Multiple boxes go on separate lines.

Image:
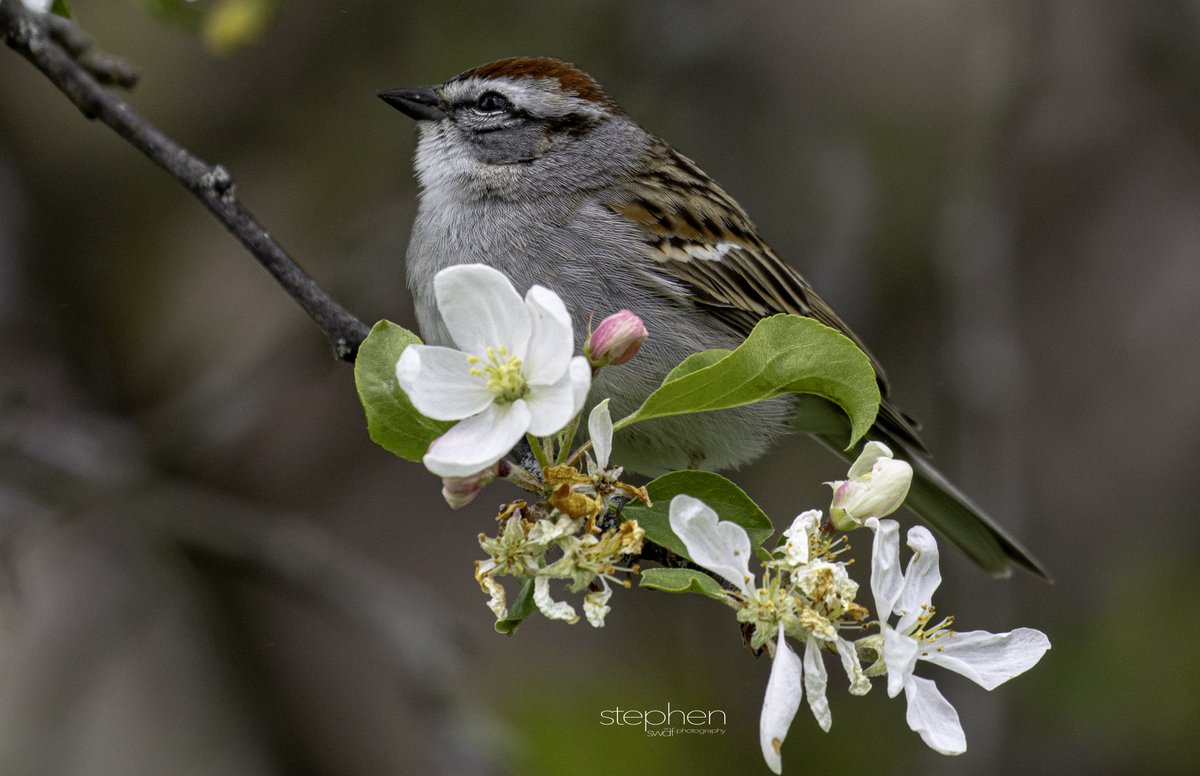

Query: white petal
left=896, top=526, right=942, bottom=633
left=849, top=441, right=893, bottom=479
left=783, top=509, right=821, bottom=541
left=480, top=577, right=508, bottom=620
left=835, top=637, right=871, bottom=696
left=583, top=584, right=613, bottom=628
left=904, top=675, right=967, bottom=755
left=842, top=459, right=913, bottom=520
left=867, top=518, right=904, bottom=619
left=533, top=577, right=579, bottom=623
left=803, top=636, right=832, bottom=732
left=588, top=399, right=613, bottom=470
left=524, top=357, right=590, bottom=437
left=884, top=626, right=919, bottom=699
left=422, top=401, right=531, bottom=478
left=921, top=628, right=1051, bottom=690
left=759, top=627, right=803, bottom=775
left=396, top=345, right=495, bottom=421
left=781, top=510, right=821, bottom=566
left=668, top=494, right=754, bottom=595
left=434, top=264, right=531, bottom=357
left=568, top=356, right=591, bottom=413
left=527, top=516, right=579, bottom=545
left=523, top=284, right=575, bottom=384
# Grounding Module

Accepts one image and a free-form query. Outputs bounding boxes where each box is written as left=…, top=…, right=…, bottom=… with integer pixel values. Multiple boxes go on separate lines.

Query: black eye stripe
left=475, top=91, right=511, bottom=112
left=454, top=94, right=604, bottom=137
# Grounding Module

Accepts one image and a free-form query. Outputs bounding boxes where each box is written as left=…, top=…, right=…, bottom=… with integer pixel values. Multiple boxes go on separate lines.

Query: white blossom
left=670, top=495, right=861, bottom=773
left=867, top=518, right=1051, bottom=755
left=397, top=264, right=590, bottom=477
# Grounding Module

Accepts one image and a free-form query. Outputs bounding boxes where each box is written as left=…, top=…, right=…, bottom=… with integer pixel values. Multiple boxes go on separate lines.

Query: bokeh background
left=2, top=1, right=1198, bottom=774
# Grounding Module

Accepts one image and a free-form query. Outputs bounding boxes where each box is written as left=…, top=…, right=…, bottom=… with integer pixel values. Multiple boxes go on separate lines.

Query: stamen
left=470, top=344, right=529, bottom=402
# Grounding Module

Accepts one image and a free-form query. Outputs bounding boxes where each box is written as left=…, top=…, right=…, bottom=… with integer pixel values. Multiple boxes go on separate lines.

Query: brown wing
left=607, top=143, right=929, bottom=452
left=609, top=146, right=892, bottom=391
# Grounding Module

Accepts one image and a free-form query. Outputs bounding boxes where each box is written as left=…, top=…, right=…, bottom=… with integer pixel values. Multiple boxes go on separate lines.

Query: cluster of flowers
left=397, top=264, right=651, bottom=624
left=668, top=443, right=1049, bottom=771
left=395, top=264, right=1049, bottom=772
left=476, top=503, right=646, bottom=629
left=474, top=394, right=653, bottom=629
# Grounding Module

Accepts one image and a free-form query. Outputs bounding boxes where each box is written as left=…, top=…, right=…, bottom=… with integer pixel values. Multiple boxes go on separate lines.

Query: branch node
left=200, top=164, right=237, bottom=203
left=334, top=338, right=359, bottom=362
left=81, top=50, right=141, bottom=89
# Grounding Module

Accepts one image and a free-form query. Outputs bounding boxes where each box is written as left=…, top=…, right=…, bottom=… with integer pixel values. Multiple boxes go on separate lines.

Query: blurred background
left=1, top=0, right=1198, bottom=773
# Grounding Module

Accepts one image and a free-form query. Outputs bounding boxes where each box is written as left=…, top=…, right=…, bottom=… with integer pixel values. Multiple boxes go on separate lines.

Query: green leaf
left=354, top=320, right=450, bottom=462
left=495, top=578, right=536, bottom=635
left=661, top=348, right=730, bottom=383
left=623, top=314, right=880, bottom=450
left=789, top=393, right=862, bottom=437
left=638, top=568, right=728, bottom=602
left=50, top=0, right=71, bottom=18
left=623, top=470, right=774, bottom=559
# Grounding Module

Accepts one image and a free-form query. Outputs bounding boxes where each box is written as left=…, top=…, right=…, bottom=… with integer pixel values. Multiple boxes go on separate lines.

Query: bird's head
left=379, top=57, right=646, bottom=200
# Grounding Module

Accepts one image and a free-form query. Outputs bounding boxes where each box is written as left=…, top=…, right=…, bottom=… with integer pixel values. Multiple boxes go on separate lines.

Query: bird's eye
left=475, top=91, right=512, bottom=113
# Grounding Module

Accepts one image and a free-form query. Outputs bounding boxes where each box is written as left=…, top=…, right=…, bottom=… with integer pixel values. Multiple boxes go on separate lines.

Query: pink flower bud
left=440, top=461, right=505, bottom=509
left=586, top=309, right=648, bottom=367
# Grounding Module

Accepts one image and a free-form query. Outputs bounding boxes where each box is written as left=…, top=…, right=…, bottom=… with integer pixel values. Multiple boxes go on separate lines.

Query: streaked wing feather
left=608, top=146, right=891, bottom=392
left=608, top=144, right=929, bottom=452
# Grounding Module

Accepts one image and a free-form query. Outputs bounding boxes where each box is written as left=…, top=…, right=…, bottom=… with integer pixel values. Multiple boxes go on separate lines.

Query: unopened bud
left=441, top=462, right=503, bottom=509
left=826, top=442, right=913, bottom=530
left=586, top=309, right=648, bottom=367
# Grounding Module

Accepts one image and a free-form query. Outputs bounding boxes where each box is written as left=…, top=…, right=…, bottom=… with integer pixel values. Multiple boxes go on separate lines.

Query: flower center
left=470, top=346, right=529, bottom=403
left=910, top=603, right=956, bottom=647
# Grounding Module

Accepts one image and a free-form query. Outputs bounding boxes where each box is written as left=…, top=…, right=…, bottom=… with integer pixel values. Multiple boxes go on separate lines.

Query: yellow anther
left=469, top=345, right=528, bottom=402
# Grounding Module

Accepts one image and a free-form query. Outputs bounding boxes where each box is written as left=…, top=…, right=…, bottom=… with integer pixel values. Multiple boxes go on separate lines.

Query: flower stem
left=501, top=462, right=543, bottom=493
left=525, top=433, right=550, bottom=474
left=610, top=413, right=638, bottom=435
left=555, top=413, right=583, bottom=465
left=565, top=411, right=638, bottom=468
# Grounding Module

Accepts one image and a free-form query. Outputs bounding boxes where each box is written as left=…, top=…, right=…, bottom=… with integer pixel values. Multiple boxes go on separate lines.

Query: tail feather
left=898, top=442, right=1049, bottom=580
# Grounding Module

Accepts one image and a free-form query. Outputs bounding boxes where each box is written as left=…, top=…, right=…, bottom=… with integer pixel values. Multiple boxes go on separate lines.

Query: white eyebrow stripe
left=441, top=77, right=605, bottom=120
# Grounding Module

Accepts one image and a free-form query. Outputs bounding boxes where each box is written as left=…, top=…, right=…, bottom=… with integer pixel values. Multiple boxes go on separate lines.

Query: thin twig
left=0, top=1, right=371, bottom=361
left=44, top=12, right=140, bottom=87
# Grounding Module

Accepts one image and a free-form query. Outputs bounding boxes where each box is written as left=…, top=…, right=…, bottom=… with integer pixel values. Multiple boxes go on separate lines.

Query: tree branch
left=0, top=0, right=371, bottom=361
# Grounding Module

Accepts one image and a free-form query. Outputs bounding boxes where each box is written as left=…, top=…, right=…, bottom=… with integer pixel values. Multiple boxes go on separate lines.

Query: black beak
left=378, top=86, right=445, bottom=121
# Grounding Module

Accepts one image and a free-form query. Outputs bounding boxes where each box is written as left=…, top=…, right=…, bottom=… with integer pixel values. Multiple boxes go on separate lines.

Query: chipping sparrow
left=380, top=57, right=1043, bottom=577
